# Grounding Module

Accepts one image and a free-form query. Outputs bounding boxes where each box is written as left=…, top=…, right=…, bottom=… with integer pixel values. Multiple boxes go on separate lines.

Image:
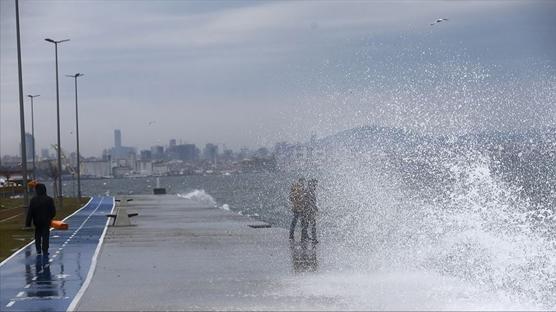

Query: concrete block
left=114, top=208, right=131, bottom=227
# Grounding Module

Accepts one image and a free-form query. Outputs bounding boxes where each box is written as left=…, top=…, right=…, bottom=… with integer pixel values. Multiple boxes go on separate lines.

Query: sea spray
left=421, top=152, right=556, bottom=307
left=177, top=189, right=217, bottom=207
left=287, top=138, right=555, bottom=309
left=177, top=192, right=247, bottom=217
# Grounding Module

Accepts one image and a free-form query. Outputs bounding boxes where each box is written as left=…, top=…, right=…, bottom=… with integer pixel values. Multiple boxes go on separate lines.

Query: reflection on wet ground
left=290, top=241, right=319, bottom=273
left=0, top=197, right=113, bottom=311
left=25, top=251, right=59, bottom=299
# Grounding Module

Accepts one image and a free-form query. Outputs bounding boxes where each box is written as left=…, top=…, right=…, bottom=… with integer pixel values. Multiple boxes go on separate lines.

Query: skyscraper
left=41, top=148, right=51, bottom=160
left=151, top=145, right=164, bottom=160
left=114, top=129, right=122, bottom=148
left=21, top=133, right=34, bottom=160
left=111, top=129, right=135, bottom=160
left=140, top=150, right=152, bottom=161
left=169, top=144, right=198, bottom=161
left=203, top=143, right=218, bottom=163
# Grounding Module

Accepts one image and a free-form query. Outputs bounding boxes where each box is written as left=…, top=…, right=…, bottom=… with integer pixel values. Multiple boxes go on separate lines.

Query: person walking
left=289, top=177, right=307, bottom=240
left=25, top=183, right=56, bottom=256
left=304, top=179, right=319, bottom=244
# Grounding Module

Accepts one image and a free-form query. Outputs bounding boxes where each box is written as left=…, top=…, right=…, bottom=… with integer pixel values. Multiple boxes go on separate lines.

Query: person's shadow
left=289, top=240, right=319, bottom=273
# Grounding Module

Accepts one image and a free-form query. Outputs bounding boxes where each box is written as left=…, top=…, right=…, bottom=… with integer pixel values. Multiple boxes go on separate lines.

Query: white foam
left=277, top=270, right=540, bottom=311
left=178, top=189, right=217, bottom=207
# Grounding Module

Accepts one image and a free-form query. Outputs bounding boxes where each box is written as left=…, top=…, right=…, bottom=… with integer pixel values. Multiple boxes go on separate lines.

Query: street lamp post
left=66, top=73, right=83, bottom=199
left=15, top=0, right=29, bottom=208
left=27, top=94, right=40, bottom=180
left=45, top=38, right=69, bottom=209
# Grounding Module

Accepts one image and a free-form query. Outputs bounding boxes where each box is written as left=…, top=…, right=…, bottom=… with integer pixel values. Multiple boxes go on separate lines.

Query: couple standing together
left=289, top=177, right=318, bottom=244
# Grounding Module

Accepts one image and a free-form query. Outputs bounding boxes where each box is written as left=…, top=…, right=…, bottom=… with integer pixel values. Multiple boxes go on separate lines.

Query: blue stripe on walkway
left=0, top=196, right=113, bottom=311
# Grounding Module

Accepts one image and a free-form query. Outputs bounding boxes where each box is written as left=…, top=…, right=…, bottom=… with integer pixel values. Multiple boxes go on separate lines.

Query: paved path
left=75, top=195, right=330, bottom=311
left=0, top=197, right=114, bottom=311
left=2, top=194, right=536, bottom=310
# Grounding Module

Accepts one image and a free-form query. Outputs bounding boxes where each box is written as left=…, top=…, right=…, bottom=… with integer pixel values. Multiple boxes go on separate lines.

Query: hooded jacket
left=25, top=184, right=56, bottom=228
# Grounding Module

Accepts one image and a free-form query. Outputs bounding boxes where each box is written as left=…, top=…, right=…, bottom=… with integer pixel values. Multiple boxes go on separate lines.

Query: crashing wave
left=177, top=189, right=217, bottom=207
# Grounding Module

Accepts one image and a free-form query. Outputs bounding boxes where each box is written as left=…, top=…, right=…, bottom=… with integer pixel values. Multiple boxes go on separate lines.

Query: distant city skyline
left=1, top=1, right=555, bottom=157
left=2, top=127, right=271, bottom=159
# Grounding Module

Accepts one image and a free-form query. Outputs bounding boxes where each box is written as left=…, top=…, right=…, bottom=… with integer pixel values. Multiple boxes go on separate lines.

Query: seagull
left=430, top=18, right=448, bottom=26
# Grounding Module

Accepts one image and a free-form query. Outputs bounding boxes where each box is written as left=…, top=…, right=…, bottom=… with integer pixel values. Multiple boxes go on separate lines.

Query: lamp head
left=45, top=38, right=70, bottom=44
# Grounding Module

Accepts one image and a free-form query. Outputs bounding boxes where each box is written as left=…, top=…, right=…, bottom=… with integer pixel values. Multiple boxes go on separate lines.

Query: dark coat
left=304, top=188, right=318, bottom=216
left=25, top=185, right=56, bottom=228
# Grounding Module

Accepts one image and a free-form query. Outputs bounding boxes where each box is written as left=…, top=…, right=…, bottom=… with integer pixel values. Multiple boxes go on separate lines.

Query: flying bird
left=147, top=120, right=156, bottom=126
left=430, top=18, right=448, bottom=26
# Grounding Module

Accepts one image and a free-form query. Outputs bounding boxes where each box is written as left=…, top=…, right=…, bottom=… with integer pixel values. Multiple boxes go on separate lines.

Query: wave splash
left=311, top=143, right=555, bottom=309
left=177, top=189, right=217, bottom=207
left=177, top=190, right=234, bottom=213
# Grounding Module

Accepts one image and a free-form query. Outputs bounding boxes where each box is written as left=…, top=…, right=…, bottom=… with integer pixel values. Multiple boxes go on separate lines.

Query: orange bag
left=51, top=220, right=69, bottom=230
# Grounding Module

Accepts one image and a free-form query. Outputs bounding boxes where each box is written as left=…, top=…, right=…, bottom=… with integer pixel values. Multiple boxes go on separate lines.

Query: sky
left=1, top=0, right=555, bottom=157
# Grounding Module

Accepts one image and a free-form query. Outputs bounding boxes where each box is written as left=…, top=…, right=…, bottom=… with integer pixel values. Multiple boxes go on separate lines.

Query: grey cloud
left=1, top=0, right=555, bottom=156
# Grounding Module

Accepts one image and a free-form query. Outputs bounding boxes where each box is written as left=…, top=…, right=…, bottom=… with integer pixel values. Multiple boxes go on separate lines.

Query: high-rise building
left=41, top=148, right=51, bottom=160
left=169, top=144, right=198, bottom=161
left=151, top=145, right=164, bottom=160
left=140, top=150, right=152, bottom=161
left=111, top=129, right=135, bottom=160
left=114, top=129, right=122, bottom=148
left=203, top=143, right=218, bottom=163
left=82, top=159, right=111, bottom=178
left=21, top=133, right=34, bottom=160
left=169, top=139, right=177, bottom=147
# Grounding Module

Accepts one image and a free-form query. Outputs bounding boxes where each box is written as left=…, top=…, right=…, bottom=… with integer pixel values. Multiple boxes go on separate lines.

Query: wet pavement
left=75, top=195, right=328, bottom=311
left=0, top=197, right=114, bottom=312
left=2, top=194, right=534, bottom=310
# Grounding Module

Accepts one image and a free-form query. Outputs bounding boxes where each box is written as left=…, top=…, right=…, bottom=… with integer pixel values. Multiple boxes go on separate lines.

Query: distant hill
left=316, top=125, right=427, bottom=154
left=316, top=125, right=555, bottom=153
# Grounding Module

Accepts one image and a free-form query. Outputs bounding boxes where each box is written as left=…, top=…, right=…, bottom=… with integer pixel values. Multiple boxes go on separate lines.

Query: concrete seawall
left=76, top=195, right=330, bottom=311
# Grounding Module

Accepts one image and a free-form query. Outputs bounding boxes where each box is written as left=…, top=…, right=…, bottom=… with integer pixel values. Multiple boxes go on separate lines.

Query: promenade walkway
left=0, top=197, right=114, bottom=311
left=75, top=195, right=328, bottom=311
left=3, top=194, right=517, bottom=310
